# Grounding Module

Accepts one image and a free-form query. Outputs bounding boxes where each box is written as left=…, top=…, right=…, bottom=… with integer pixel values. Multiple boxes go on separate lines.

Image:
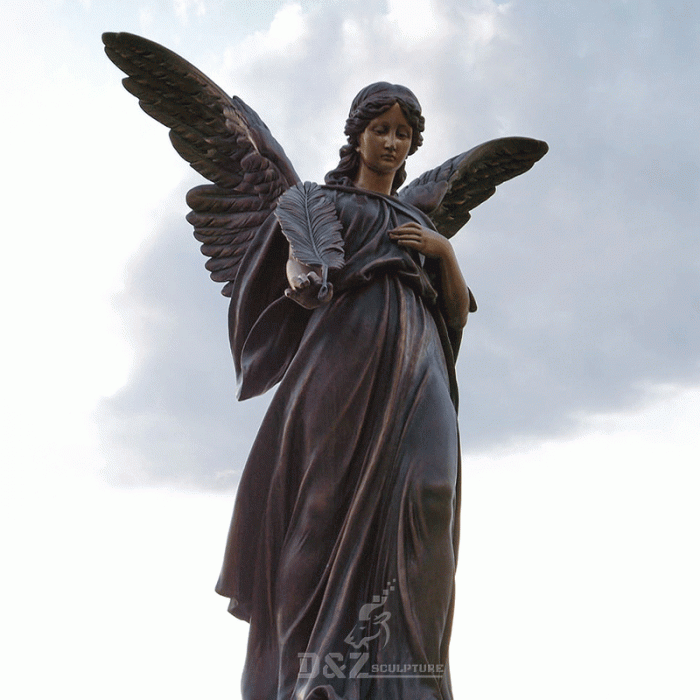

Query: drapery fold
left=218, top=188, right=464, bottom=700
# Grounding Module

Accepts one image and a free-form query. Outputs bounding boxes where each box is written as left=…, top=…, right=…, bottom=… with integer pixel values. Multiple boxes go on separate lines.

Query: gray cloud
left=96, top=203, right=273, bottom=490
left=97, top=0, right=700, bottom=488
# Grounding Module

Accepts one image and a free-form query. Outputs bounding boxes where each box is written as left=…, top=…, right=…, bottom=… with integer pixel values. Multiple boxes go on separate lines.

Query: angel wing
left=398, top=137, right=548, bottom=238
left=102, top=32, right=300, bottom=296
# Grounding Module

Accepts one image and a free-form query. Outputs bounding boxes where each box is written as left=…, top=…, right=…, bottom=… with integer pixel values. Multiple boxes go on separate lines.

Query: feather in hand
left=275, top=182, right=345, bottom=300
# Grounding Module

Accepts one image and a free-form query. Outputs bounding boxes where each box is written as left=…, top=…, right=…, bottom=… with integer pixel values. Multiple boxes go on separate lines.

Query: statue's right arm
left=284, top=256, right=333, bottom=309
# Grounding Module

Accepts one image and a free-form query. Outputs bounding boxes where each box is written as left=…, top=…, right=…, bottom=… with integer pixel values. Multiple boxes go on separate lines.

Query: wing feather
left=102, top=32, right=300, bottom=295
left=399, top=137, right=548, bottom=238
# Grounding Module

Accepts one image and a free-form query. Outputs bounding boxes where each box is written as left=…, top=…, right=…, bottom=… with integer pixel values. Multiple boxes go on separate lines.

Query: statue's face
left=357, top=103, right=413, bottom=178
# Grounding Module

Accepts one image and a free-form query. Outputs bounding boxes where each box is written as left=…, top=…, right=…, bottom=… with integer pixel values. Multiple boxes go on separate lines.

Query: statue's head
left=325, top=82, right=425, bottom=193
left=345, top=82, right=425, bottom=156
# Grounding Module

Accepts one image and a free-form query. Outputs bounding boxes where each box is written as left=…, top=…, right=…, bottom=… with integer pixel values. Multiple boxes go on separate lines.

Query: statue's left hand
left=389, top=222, right=452, bottom=259
left=390, top=222, right=472, bottom=329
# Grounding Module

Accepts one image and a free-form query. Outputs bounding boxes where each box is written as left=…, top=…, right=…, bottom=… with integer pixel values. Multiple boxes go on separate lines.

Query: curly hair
left=325, top=82, right=425, bottom=194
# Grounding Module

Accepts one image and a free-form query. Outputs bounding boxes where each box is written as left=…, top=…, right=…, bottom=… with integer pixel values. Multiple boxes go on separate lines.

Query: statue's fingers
left=390, top=230, right=421, bottom=240
left=285, top=286, right=320, bottom=310
left=395, top=235, right=421, bottom=245
left=317, top=282, right=333, bottom=303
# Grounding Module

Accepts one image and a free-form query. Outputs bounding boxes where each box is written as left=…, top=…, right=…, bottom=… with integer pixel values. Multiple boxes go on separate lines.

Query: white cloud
left=139, top=6, right=155, bottom=30
left=453, top=384, right=700, bottom=698
left=174, top=0, right=207, bottom=25
left=384, top=0, right=444, bottom=41
left=226, top=2, right=307, bottom=62
left=267, top=2, right=306, bottom=48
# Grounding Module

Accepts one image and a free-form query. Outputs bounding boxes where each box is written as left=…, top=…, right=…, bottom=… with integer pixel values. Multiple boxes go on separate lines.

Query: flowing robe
left=217, top=185, right=472, bottom=700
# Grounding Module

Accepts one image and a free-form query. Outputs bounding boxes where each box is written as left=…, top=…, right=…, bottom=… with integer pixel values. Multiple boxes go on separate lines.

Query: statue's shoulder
left=313, top=183, right=364, bottom=212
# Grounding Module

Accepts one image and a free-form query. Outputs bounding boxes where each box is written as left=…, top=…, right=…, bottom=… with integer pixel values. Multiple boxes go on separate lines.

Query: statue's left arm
left=389, top=222, right=471, bottom=329
left=392, top=136, right=548, bottom=329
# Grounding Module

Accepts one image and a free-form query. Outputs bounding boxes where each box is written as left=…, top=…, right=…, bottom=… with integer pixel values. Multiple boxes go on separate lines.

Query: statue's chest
left=336, top=195, right=413, bottom=257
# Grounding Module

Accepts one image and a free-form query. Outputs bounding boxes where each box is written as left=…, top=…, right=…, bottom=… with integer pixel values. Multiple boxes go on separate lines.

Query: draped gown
left=216, top=183, right=472, bottom=700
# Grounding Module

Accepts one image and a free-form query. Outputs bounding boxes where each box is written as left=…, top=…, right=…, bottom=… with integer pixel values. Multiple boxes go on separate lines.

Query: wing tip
left=535, top=139, right=549, bottom=160
left=101, top=31, right=133, bottom=48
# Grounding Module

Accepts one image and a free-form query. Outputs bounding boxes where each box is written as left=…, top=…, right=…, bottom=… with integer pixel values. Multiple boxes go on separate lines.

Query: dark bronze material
left=103, top=32, right=547, bottom=700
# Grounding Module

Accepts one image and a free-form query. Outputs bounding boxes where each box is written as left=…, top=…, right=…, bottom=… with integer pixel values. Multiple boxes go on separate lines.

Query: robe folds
left=217, top=185, right=473, bottom=700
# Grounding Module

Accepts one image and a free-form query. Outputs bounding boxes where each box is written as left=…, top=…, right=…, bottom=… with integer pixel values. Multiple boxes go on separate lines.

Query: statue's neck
left=353, top=167, right=394, bottom=196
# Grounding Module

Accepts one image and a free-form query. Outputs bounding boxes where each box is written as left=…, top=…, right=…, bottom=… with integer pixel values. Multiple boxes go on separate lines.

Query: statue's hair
left=325, top=82, right=425, bottom=194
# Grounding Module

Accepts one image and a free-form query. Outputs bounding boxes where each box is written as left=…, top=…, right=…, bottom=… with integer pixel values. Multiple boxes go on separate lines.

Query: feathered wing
left=102, top=31, right=300, bottom=296
left=398, top=137, right=548, bottom=238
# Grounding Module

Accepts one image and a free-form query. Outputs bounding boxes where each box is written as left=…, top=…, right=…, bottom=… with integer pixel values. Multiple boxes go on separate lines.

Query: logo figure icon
left=344, top=580, right=396, bottom=650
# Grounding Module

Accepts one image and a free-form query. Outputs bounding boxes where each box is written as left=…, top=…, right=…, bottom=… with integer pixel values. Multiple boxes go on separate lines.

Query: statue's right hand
left=284, top=271, right=333, bottom=309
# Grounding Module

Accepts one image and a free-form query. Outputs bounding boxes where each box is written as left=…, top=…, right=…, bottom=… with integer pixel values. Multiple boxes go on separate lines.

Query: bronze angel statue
left=103, top=32, right=547, bottom=700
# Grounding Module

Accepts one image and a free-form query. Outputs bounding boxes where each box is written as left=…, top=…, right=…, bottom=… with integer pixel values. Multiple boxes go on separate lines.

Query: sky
left=1, top=1, right=698, bottom=698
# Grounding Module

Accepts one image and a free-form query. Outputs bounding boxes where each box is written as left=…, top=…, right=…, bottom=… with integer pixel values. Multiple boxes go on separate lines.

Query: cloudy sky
left=2, top=1, right=698, bottom=698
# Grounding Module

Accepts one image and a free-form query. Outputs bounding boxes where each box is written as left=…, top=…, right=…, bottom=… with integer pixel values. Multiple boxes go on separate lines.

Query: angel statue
left=103, top=32, right=547, bottom=700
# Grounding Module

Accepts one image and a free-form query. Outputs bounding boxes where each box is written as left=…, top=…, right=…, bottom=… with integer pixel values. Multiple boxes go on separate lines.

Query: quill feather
left=276, top=182, right=345, bottom=298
